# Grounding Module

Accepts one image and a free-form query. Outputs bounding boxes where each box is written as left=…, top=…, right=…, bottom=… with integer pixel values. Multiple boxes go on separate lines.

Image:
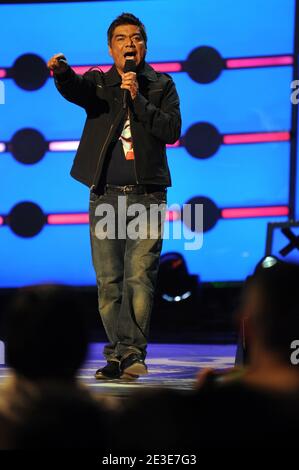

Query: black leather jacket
left=54, top=61, right=181, bottom=189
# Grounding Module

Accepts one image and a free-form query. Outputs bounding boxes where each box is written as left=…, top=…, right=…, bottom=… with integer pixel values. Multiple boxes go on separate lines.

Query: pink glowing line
left=0, top=143, right=6, bottom=153
left=47, top=211, right=180, bottom=225
left=49, top=140, right=179, bottom=151
left=226, top=56, right=293, bottom=69
left=47, top=213, right=89, bottom=225
left=221, top=206, right=289, bottom=219
left=0, top=69, right=6, bottom=78
left=150, top=62, right=182, bottom=72
left=49, top=141, right=79, bottom=151
left=166, top=210, right=181, bottom=222
left=46, top=205, right=289, bottom=225
left=223, top=131, right=290, bottom=145
left=167, top=140, right=180, bottom=148
left=0, top=216, right=3, bottom=225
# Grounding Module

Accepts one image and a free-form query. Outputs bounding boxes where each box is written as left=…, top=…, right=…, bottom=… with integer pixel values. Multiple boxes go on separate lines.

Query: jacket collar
left=104, top=60, right=158, bottom=86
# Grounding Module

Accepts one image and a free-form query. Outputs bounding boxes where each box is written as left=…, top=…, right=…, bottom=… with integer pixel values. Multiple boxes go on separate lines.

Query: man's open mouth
left=124, top=51, right=137, bottom=59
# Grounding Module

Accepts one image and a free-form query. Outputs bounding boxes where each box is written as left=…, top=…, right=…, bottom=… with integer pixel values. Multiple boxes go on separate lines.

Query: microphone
left=123, top=59, right=137, bottom=109
left=58, top=58, right=68, bottom=65
left=57, top=57, right=68, bottom=74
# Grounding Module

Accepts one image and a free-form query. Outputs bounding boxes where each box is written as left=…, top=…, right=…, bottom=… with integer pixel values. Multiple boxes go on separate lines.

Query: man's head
left=241, top=259, right=299, bottom=363
left=5, top=285, right=89, bottom=381
left=107, top=13, right=147, bottom=73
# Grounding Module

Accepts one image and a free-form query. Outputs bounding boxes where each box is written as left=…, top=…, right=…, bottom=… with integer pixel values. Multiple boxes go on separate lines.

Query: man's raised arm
left=47, top=53, right=97, bottom=109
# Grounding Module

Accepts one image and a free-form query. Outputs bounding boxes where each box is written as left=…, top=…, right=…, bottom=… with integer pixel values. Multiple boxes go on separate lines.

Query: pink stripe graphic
left=47, top=213, right=89, bottom=225
left=150, top=62, right=182, bottom=72
left=223, top=131, right=290, bottom=145
left=165, top=210, right=181, bottom=222
left=221, top=206, right=289, bottom=219
left=46, top=211, right=179, bottom=225
left=226, top=56, right=293, bottom=69
left=49, top=141, right=79, bottom=151
left=24, top=206, right=289, bottom=228
left=167, top=140, right=180, bottom=148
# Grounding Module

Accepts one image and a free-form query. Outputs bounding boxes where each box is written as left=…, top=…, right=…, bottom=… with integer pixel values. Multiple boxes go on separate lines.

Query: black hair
left=5, top=285, right=89, bottom=381
left=107, top=12, right=147, bottom=46
left=246, top=260, right=299, bottom=362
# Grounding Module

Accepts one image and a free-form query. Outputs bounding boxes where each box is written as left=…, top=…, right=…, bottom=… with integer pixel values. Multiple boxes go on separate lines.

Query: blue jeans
left=89, top=186, right=167, bottom=361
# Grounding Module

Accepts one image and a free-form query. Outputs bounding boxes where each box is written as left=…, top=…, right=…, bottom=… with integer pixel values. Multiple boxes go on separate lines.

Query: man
left=0, top=286, right=107, bottom=449
left=193, top=259, right=299, bottom=449
left=47, top=13, right=181, bottom=380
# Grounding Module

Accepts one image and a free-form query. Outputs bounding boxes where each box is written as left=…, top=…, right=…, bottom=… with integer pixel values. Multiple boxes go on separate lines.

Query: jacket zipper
left=128, top=107, right=139, bottom=184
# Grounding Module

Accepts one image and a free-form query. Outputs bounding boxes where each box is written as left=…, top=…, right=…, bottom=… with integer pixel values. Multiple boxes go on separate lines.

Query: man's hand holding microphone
left=47, top=53, right=69, bottom=74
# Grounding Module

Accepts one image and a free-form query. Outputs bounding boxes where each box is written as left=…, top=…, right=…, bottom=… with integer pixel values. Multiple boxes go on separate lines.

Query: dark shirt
left=102, top=139, right=136, bottom=186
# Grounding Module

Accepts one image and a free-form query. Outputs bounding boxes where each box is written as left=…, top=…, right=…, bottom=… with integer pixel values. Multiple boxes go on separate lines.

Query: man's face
left=109, top=24, right=146, bottom=73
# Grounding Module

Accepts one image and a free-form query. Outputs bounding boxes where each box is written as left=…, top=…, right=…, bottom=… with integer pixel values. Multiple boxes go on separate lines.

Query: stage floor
left=0, top=343, right=236, bottom=398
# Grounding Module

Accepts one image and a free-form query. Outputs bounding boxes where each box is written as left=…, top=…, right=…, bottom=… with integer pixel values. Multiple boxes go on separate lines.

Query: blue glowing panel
left=0, top=80, right=86, bottom=141
left=176, top=67, right=293, bottom=135
left=0, top=225, right=94, bottom=288
left=0, top=0, right=295, bottom=65
left=0, top=0, right=296, bottom=286
left=168, top=145, right=290, bottom=208
left=192, top=0, right=295, bottom=58
left=0, top=152, right=89, bottom=214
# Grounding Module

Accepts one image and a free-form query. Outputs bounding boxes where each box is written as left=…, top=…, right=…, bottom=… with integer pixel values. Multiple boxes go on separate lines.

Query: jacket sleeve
left=54, top=66, right=97, bottom=110
left=132, top=77, right=182, bottom=144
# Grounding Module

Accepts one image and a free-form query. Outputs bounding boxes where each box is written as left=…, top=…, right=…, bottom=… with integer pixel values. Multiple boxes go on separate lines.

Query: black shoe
left=120, top=354, right=148, bottom=377
left=94, top=360, right=121, bottom=380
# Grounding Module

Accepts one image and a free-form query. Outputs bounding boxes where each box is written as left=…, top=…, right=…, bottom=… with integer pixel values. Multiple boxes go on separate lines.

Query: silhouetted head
left=242, top=259, right=299, bottom=363
left=5, top=285, right=89, bottom=381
